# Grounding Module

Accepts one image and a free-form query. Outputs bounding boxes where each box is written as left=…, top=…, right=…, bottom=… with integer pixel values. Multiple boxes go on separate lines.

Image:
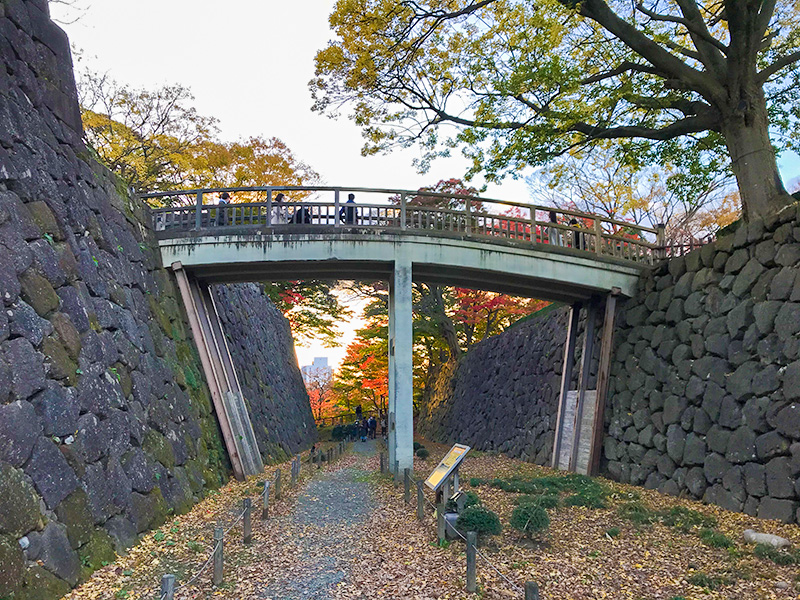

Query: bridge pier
left=388, top=257, right=414, bottom=474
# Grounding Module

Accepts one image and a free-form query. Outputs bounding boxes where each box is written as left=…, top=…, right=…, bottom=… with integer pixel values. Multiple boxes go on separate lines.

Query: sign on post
left=424, top=444, right=470, bottom=491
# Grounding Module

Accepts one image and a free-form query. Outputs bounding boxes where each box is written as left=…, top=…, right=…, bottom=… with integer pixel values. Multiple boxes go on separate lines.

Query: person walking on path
left=340, top=193, right=358, bottom=224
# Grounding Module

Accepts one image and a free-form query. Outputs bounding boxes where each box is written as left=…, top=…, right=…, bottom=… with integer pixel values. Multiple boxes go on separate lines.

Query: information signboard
left=424, top=444, right=470, bottom=491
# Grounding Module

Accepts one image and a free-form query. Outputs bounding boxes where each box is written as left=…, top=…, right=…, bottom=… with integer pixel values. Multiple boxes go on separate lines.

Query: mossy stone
left=0, top=462, right=42, bottom=537
left=41, top=335, right=78, bottom=385
left=26, top=201, right=63, bottom=241
left=55, top=489, right=94, bottom=549
left=142, top=430, right=175, bottom=469
left=17, top=566, right=71, bottom=600
left=49, top=312, right=81, bottom=360
left=150, top=488, right=169, bottom=530
left=0, top=534, right=25, bottom=596
left=147, top=295, right=172, bottom=336
left=114, top=363, right=132, bottom=397
left=77, top=528, right=116, bottom=571
left=20, top=271, right=60, bottom=316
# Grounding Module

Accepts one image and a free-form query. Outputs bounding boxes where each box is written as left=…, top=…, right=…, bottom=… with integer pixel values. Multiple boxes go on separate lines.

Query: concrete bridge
left=144, top=186, right=664, bottom=480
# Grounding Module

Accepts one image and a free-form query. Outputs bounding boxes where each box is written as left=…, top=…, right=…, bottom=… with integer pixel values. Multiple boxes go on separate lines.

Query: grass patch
left=687, top=572, right=730, bottom=590
left=699, top=528, right=733, bottom=548
left=517, top=494, right=560, bottom=509
left=472, top=473, right=609, bottom=508
left=753, top=543, right=800, bottom=565
left=618, top=502, right=715, bottom=532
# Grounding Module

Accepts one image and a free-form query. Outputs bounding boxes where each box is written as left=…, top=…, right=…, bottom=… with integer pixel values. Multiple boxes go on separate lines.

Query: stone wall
left=212, top=283, right=316, bottom=463
left=604, top=207, right=800, bottom=524
left=417, top=307, right=597, bottom=465
left=0, top=2, right=315, bottom=596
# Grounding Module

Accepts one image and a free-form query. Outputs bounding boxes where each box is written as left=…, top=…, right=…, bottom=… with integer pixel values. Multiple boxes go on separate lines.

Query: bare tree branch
left=758, top=49, right=800, bottom=82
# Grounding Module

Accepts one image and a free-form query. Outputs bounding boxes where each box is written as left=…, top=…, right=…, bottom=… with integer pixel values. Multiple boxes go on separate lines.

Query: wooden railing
left=141, top=186, right=667, bottom=266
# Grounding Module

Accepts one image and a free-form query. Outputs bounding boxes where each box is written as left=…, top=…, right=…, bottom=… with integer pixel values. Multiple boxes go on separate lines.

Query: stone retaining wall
left=212, top=283, right=316, bottom=463
left=0, top=2, right=315, bottom=596
left=605, top=207, right=800, bottom=524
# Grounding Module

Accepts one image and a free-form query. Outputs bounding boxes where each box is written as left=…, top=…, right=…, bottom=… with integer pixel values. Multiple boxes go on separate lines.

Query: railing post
left=464, top=197, right=471, bottom=234
left=594, top=217, right=602, bottom=254
left=243, top=498, right=252, bottom=544
left=275, top=469, right=281, bottom=500
left=529, top=208, right=537, bottom=243
left=194, top=191, right=203, bottom=230
left=436, top=500, right=446, bottom=544
left=334, top=189, right=341, bottom=227
left=525, top=581, right=540, bottom=600
left=266, top=188, right=273, bottom=226
left=656, top=223, right=666, bottom=262
left=466, top=531, right=477, bottom=592
left=213, top=526, right=224, bottom=586
left=161, top=574, right=176, bottom=600
left=404, top=468, right=411, bottom=504
left=262, top=481, right=270, bottom=520
left=416, top=481, right=424, bottom=520
left=400, top=192, right=407, bottom=230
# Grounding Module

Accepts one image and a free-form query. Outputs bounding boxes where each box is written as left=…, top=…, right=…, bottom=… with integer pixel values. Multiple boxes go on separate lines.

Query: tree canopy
left=312, top=0, right=800, bottom=220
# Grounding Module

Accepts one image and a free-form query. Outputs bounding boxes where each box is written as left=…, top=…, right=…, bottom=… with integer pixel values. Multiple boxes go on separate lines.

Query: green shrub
left=456, top=506, right=502, bottom=537
left=605, top=527, right=620, bottom=538
left=753, top=544, right=799, bottom=565
left=469, top=478, right=482, bottom=487
left=413, top=441, right=423, bottom=451
left=699, top=528, right=733, bottom=548
left=416, top=448, right=430, bottom=459
left=517, top=494, right=559, bottom=509
left=446, top=490, right=481, bottom=512
left=332, top=425, right=344, bottom=440
left=510, top=503, right=550, bottom=537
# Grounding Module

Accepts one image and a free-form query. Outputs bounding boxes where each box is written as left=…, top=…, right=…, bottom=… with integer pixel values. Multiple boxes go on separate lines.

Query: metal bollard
left=525, top=582, right=540, bottom=600
left=213, top=526, right=224, bottom=586
left=275, top=469, right=282, bottom=500
left=436, top=501, right=446, bottom=544
left=262, top=481, right=270, bottom=520
left=404, top=468, right=411, bottom=504
left=466, top=531, right=477, bottom=592
left=161, top=574, right=176, bottom=600
left=416, top=481, right=424, bottom=520
left=243, top=498, right=252, bottom=544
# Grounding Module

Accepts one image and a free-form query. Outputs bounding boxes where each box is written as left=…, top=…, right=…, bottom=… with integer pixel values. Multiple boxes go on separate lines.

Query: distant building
left=301, top=357, right=332, bottom=383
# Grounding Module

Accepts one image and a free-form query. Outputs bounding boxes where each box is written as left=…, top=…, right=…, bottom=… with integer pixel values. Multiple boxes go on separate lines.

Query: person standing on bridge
left=270, top=193, right=288, bottom=225
left=217, top=191, right=231, bottom=226
left=290, top=202, right=312, bottom=224
left=548, top=211, right=562, bottom=247
left=340, top=193, right=357, bottom=225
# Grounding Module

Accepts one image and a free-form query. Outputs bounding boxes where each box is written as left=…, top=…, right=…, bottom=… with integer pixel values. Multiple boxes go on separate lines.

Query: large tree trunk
left=721, top=88, right=792, bottom=220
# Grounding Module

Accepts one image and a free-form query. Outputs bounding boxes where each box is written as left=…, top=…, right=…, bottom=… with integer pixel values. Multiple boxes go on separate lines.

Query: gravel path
left=260, top=441, right=377, bottom=600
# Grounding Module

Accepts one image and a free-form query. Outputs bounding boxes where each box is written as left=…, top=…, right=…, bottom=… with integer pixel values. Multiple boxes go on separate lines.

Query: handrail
left=139, top=185, right=660, bottom=234
left=143, top=185, right=666, bottom=266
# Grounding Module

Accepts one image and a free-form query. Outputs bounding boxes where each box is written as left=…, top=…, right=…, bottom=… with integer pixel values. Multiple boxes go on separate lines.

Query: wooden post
left=453, top=468, right=460, bottom=493
left=417, top=481, right=425, bottom=520
left=525, top=581, right=540, bottom=600
left=213, top=526, right=223, bottom=586
left=275, top=469, right=281, bottom=500
left=404, top=468, right=411, bottom=504
left=394, top=460, right=400, bottom=486
left=380, top=453, right=385, bottom=473
left=243, top=498, right=252, bottom=544
left=161, top=574, right=176, bottom=600
left=437, top=501, right=446, bottom=544
left=552, top=303, right=581, bottom=469
left=262, top=481, right=270, bottom=520
left=588, top=290, right=619, bottom=476
left=291, top=459, right=297, bottom=487
left=570, top=298, right=599, bottom=473
left=656, top=223, right=666, bottom=262
left=194, top=191, right=203, bottom=230
left=466, top=531, right=477, bottom=592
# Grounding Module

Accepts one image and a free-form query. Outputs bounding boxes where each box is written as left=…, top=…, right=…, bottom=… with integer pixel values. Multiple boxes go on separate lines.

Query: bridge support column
left=388, top=257, right=414, bottom=474
left=172, top=263, right=264, bottom=480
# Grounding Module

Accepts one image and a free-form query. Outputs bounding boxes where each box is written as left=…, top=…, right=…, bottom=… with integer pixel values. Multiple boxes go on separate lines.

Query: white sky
left=51, top=0, right=800, bottom=369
